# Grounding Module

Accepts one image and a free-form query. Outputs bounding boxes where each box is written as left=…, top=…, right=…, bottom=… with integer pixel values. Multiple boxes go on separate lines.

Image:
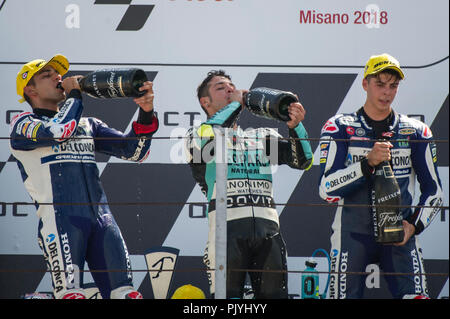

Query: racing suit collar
left=33, top=108, right=58, bottom=118
left=357, top=107, right=399, bottom=137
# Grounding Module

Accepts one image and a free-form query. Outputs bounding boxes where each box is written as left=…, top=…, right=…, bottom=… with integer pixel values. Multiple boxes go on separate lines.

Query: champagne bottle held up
left=245, top=87, right=298, bottom=122
left=77, top=68, right=148, bottom=99
left=372, top=160, right=404, bottom=243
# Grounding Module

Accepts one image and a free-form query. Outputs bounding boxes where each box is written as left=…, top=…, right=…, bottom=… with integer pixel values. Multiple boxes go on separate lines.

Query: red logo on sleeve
left=322, top=120, right=339, bottom=134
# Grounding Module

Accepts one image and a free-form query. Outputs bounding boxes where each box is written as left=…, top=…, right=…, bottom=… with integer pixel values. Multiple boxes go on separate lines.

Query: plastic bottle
left=301, top=257, right=319, bottom=299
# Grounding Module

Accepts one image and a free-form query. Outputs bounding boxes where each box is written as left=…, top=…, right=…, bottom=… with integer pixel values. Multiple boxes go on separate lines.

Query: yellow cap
left=363, top=53, right=404, bottom=80
left=16, top=54, right=69, bottom=103
left=171, top=284, right=206, bottom=299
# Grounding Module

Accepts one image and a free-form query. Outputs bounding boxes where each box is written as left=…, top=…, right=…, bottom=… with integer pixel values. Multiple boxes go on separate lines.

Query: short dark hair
left=366, top=68, right=402, bottom=82
left=197, top=70, right=231, bottom=116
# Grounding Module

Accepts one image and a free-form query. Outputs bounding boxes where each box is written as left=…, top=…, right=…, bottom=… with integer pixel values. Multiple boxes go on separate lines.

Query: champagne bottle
left=77, top=68, right=148, bottom=99
left=245, top=87, right=298, bottom=122
left=372, top=160, right=404, bottom=243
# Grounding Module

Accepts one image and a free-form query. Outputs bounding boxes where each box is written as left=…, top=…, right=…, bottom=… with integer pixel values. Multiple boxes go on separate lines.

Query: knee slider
left=110, top=286, right=143, bottom=299
left=402, top=294, right=430, bottom=299
left=61, top=289, right=86, bottom=299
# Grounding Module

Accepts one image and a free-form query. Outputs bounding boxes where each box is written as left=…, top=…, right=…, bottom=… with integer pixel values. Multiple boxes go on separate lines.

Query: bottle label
left=382, top=165, right=395, bottom=178
left=372, top=162, right=404, bottom=243
left=378, top=211, right=403, bottom=228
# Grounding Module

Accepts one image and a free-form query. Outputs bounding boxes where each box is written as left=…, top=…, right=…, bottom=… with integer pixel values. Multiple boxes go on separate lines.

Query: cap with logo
left=16, top=54, right=69, bottom=103
left=363, top=53, right=404, bottom=80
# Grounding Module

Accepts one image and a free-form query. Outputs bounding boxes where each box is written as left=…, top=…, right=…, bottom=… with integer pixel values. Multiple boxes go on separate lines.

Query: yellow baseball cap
left=16, top=54, right=69, bottom=103
left=363, top=53, right=404, bottom=80
left=171, top=284, right=206, bottom=299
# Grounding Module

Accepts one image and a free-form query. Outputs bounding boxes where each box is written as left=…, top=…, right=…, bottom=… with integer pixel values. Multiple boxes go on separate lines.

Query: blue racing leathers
left=9, top=90, right=159, bottom=299
left=185, top=102, right=313, bottom=298
left=318, top=107, right=443, bottom=298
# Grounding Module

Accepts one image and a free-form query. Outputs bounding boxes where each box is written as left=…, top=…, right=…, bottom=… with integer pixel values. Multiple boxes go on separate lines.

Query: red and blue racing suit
left=318, top=107, right=443, bottom=299
left=9, top=89, right=159, bottom=299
